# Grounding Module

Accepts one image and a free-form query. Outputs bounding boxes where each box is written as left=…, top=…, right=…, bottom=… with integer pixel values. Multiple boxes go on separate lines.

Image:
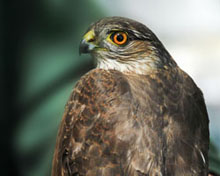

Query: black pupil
left=116, top=33, right=124, bottom=42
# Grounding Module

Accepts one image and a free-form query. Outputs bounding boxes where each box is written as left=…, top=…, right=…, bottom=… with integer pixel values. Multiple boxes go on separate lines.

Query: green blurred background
left=2, top=0, right=220, bottom=175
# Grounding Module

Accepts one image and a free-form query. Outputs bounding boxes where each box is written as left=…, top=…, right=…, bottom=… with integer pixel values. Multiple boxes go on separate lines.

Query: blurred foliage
left=2, top=0, right=220, bottom=176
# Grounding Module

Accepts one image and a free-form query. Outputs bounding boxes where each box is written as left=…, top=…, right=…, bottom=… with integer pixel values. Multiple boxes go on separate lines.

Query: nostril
left=88, top=38, right=95, bottom=42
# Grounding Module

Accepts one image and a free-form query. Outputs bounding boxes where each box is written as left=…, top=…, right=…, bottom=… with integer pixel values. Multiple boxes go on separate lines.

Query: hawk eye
left=111, top=32, right=128, bottom=45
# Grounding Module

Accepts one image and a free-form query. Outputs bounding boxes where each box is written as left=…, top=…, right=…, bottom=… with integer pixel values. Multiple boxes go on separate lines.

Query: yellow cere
left=83, top=29, right=95, bottom=42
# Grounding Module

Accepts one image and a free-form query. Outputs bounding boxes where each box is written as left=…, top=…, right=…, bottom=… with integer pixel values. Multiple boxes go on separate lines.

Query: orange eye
left=112, top=32, right=128, bottom=45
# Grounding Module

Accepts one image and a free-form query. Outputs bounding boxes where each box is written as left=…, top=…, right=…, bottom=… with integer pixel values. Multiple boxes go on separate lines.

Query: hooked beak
left=79, top=29, right=97, bottom=55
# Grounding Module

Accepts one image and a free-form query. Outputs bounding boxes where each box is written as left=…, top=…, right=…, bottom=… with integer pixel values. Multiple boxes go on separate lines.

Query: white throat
left=96, top=58, right=155, bottom=75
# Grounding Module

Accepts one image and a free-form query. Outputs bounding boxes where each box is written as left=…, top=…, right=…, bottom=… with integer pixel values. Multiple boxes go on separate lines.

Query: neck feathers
left=96, top=56, right=176, bottom=75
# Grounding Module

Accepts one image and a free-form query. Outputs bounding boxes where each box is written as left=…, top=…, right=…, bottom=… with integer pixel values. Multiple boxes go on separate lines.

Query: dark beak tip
left=79, top=40, right=90, bottom=55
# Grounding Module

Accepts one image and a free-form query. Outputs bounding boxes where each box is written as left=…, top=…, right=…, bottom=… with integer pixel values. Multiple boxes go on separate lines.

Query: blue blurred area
left=2, top=0, right=220, bottom=175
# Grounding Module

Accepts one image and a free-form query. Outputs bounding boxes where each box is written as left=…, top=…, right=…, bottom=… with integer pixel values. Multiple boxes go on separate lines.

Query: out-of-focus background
left=2, top=0, right=220, bottom=175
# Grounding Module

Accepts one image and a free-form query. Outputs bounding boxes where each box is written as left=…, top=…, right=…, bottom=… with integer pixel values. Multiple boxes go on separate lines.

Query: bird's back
left=52, top=68, right=209, bottom=176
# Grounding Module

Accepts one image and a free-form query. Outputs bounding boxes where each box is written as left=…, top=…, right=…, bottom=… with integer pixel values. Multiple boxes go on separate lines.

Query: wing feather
left=52, top=69, right=133, bottom=176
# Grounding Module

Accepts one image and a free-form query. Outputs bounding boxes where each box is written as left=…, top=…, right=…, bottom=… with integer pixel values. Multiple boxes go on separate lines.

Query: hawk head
left=79, top=16, right=176, bottom=74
